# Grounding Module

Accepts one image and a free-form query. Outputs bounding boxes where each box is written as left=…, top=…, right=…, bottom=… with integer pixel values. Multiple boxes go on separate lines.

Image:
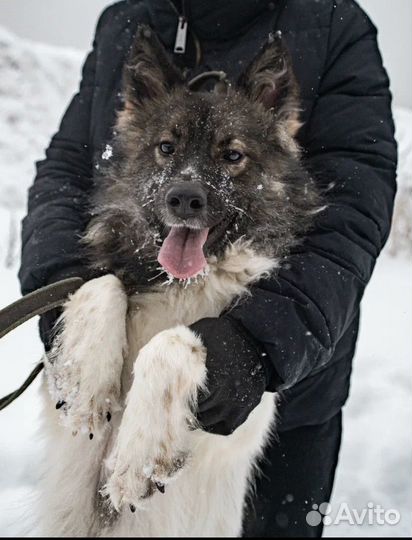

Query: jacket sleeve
left=18, top=7, right=113, bottom=295
left=227, top=0, right=397, bottom=390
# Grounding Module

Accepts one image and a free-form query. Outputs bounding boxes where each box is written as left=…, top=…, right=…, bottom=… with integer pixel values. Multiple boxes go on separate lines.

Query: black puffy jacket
left=19, top=0, right=397, bottom=431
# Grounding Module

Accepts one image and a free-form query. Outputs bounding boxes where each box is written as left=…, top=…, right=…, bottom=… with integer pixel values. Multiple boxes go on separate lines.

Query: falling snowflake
left=102, top=144, right=113, bottom=160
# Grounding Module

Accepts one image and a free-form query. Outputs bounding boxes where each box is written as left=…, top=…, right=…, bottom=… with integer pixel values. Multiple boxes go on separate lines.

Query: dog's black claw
left=55, top=401, right=66, bottom=410
left=155, top=482, right=165, bottom=494
left=106, top=412, right=112, bottom=422
left=89, top=433, right=94, bottom=440
left=130, top=504, right=136, bottom=513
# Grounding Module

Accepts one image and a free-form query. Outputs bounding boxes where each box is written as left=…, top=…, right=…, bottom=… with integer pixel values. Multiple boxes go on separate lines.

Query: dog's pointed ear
left=238, top=32, right=301, bottom=136
left=123, top=25, right=184, bottom=106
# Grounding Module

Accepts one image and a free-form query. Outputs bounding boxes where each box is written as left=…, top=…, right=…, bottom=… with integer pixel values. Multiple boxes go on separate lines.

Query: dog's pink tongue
left=158, top=227, right=209, bottom=280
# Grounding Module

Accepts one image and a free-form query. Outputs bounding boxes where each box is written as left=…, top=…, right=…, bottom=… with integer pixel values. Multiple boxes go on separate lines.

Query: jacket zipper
left=174, top=15, right=188, bottom=54
left=167, top=0, right=202, bottom=65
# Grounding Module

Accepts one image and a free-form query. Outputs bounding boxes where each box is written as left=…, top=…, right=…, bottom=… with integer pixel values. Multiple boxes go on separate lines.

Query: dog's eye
left=223, top=150, right=244, bottom=163
left=159, top=142, right=175, bottom=155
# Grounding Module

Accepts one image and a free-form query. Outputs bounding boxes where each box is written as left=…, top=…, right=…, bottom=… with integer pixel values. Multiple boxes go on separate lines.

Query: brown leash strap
left=0, top=362, right=45, bottom=411
left=0, top=277, right=84, bottom=411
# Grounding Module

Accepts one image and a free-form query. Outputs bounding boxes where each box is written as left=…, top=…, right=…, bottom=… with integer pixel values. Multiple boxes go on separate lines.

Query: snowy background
left=0, top=1, right=411, bottom=537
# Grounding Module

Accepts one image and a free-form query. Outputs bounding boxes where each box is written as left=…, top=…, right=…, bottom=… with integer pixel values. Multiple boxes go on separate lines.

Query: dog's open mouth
left=158, top=226, right=209, bottom=280
left=157, top=215, right=234, bottom=281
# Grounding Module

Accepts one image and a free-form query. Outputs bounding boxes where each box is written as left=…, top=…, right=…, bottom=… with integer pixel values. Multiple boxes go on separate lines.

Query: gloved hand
left=190, top=316, right=279, bottom=436
left=39, top=307, right=62, bottom=352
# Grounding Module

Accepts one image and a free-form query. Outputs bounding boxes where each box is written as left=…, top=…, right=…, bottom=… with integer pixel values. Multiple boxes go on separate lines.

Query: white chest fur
left=40, top=241, right=278, bottom=537
left=126, top=240, right=277, bottom=362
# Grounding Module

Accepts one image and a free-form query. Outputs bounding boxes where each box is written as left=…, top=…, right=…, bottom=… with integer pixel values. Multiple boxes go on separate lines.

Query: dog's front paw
left=104, top=449, right=189, bottom=512
left=46, top=275, right=128, bottom=438
left=103, top=326, right=206, bottom=511
left=58, top=379, right=122, bottom=439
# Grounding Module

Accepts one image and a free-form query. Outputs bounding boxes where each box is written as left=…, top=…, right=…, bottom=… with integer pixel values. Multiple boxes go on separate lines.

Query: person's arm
left=18, top=8, right=115, bottom=348
left=194, top=1, right=397, bottom=432
left=18, top=7, right=116, bottom=297
left=231, top=0, right=397, bottom=387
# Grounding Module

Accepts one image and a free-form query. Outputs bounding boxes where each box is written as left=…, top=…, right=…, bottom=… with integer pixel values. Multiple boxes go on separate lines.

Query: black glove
left=190, top=317, right=279, bottom=436
left=39, top=307, right=62, bottom=352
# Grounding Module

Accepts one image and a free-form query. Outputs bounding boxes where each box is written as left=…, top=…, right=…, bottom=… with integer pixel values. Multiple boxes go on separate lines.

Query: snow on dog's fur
left=40, top=27, right=321, bottom=536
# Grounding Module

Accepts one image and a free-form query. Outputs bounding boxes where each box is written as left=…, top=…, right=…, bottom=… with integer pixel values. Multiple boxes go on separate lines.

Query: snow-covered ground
left=0, top=27, right=411, bottom=537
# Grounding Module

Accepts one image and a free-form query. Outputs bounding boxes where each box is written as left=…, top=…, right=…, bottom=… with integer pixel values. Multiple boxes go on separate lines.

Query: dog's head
left=86, top=26, right=321, bottom=289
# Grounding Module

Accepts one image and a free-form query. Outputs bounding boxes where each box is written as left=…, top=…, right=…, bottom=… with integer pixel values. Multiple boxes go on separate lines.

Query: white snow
left=0, top=26, right=83, bottom=212
left=387, top=107, right=412, bottom=257
left=324, top=254, right=412, bottom=537
left=101, top=144, right=113, bottom=161
left=0, top=27, right=411, bottom=537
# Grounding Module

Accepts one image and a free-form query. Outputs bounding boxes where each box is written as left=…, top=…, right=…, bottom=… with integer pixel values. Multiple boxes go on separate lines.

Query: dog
left=39, top=26, right=321, bottom=536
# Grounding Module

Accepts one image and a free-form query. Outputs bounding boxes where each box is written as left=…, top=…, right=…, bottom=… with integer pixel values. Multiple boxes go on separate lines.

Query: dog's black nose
left=166, top=184, right=207, bottom=219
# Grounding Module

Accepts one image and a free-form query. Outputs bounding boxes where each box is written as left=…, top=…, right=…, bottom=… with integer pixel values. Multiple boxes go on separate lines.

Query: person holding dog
left=19, top=0, right=397, bottom=537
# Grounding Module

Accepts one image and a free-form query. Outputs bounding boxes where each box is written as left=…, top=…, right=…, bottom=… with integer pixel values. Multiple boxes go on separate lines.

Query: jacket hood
left=146, top=0, right=273, bottom=45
